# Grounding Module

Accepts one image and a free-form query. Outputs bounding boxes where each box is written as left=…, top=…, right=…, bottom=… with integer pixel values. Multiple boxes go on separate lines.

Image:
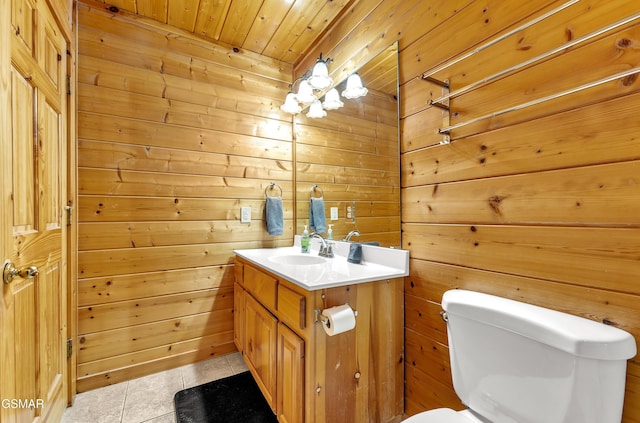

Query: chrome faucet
left=310, top=232, right=334, bottom=258
left=344, top=230, right=361, bottom=242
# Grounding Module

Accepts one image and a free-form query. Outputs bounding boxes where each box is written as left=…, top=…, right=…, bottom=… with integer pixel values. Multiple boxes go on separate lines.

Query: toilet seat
left=403, top=408, right=484, bottom=423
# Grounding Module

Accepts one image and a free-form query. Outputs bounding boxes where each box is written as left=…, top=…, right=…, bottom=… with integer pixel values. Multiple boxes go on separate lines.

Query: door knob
left=3, top=260, right=39, bottom=284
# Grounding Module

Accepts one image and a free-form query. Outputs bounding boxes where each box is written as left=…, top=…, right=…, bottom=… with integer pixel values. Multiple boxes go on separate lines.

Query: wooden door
left=1, top=0, right=68, bottom=421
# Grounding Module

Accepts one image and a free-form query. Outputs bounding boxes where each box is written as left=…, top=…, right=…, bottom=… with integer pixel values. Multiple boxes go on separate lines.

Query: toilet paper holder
left=314, top=306, right=358, bottom=325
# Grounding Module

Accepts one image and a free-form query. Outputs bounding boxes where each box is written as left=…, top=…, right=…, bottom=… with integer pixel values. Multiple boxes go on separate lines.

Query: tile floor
left=61, top=352, right=249, bottom=423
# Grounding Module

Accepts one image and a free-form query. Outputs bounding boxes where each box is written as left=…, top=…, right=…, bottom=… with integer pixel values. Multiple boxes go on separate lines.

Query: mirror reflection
left=294, top=42, right=400, bottom=247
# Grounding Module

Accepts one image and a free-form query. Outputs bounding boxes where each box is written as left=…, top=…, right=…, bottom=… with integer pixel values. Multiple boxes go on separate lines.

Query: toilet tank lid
left=442, top=290, right=637, bottom=360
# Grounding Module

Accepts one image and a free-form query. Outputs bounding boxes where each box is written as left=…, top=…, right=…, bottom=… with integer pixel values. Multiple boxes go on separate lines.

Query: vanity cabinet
left=234, top=256, right=404, bottom=423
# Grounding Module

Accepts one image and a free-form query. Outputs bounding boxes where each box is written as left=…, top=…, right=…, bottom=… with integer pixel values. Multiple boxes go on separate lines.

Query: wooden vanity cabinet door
left=244, top=294, right=278, bottom=411
left=277, top=323, right=305, bottom=423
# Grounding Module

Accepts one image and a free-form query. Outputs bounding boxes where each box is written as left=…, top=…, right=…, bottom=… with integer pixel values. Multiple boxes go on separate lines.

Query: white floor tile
left=61, top=381, right=128, bottom=423
left=226, top=351, right=249, bottom=374
left=122, top=368, right=183, bottom=423
left=180, top=355, right=233, bottom=389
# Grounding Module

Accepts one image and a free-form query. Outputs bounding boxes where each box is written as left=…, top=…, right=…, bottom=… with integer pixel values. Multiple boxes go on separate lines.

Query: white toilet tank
left=442, top=290, right=637, bottom=423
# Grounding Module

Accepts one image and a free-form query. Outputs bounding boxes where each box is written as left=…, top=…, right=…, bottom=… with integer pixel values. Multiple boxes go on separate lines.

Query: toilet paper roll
left=322, top=304, right=356, bottom=336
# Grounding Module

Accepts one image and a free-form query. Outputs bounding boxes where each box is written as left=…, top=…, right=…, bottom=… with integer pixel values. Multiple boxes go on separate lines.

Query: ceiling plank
left=218, top=0, right=265, bottom=47
left=193, top=0, right=232, bottom=40
left=260, top=0, right=326, bottom=61
left=136, top=0, right=169, bottom=22
left=167, top=0, right=201, bottom=32
left=281, top=0, right=353, bottom=64
left=243, top=0, right=294, bottom=54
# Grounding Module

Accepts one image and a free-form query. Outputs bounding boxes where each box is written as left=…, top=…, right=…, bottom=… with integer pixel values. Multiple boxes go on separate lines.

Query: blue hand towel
left=347, top=243, right=363, bottom=264
left=265, top=196, right=284, bottom=236
left=309, top=197, right=326, bottom=233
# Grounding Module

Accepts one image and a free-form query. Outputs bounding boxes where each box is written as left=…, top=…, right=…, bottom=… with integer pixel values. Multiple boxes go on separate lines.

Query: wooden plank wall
left=299, top=0, right=640, bottom=421
left=294, top=84, right=401, bottom=246
left=76, top=2, right=294, bottom=391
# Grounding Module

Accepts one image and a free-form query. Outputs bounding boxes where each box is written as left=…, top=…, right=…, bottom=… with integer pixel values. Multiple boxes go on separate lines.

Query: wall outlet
left=330, top=207, right=339, bottom=220
left=240, top=206, right=251, bottom=223
left=346, top=201, right=356, bottom=223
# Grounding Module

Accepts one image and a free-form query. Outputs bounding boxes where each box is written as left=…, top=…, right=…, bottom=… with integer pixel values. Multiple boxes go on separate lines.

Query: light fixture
left=308, top=53, right=333, bottom=90
left=342, top=73, right=368, bottom=99
left=295, top=79, right=316, bottom=104
left=306, top=100, right=327, bottom=118
left=322, top=88, right=343, bottom=110
left=280, top=92, right=302, bottom=114
left=279, top=53, right=367, bottom=118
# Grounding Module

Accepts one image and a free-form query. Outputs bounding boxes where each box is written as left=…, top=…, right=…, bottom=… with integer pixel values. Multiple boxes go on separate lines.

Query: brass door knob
left=3, top=260, right=39, bottom=284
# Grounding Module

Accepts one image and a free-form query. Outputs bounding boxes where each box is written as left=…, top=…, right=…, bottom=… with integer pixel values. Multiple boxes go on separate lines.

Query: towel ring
left=265, top=182, right=283, bottom=198
left=310, top=184, right=323, bottom=198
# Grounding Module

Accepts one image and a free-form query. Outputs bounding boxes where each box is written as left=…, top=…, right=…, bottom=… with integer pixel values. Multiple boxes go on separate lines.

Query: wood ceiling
left=95, top=0, right=356, bottom=65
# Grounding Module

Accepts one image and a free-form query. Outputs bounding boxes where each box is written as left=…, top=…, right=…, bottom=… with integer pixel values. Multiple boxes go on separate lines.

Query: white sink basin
left=269, top=254, right=327, bottom=266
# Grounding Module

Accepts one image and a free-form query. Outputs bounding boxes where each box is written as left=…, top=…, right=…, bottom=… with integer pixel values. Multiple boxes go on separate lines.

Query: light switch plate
left=240, top=206, right=251, bottom=223
left=330, top=207, right=339, bottom=220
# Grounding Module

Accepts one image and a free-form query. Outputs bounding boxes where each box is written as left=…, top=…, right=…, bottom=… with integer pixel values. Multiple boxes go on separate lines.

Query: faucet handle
left=317, top=241, right=334, bottom=258
left=324, top=242, right=334, bottom=258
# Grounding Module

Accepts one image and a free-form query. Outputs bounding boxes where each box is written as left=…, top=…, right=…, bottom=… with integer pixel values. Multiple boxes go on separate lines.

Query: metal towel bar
left=310, top=184, right=323, bottom=198
left=265, top=182, right=283, bottom=198
left=438, top=66, right=640, bottom=135
left=422, top=0, right=580, bottom=80
left=430, top=10, right=640, bottom=106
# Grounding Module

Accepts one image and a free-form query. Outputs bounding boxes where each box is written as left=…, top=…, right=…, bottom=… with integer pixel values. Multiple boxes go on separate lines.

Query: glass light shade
left=306, top=99, right=327, bottom=118
left=280, top=92, right=302, bottom=114
left=308, top=59, right=333, bottom=90
left=322, top=88, right=343, bottom=110
left=295, top=79, right=316, bottom=104
left=342, top=73, right=368, bottom=99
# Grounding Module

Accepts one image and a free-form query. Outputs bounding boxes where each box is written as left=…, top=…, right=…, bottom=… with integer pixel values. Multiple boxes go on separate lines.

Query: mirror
left=294, top=42, right=400, bottom=247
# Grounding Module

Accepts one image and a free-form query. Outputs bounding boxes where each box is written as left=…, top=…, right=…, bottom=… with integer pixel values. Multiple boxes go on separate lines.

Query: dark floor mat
left=174, top=371, right=278, bottom=423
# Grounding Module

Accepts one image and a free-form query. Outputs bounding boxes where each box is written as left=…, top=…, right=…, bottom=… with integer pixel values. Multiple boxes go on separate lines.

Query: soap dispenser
left=327, top=224, right=333, bottom=240
left=301, top=225, right=310, bottom=253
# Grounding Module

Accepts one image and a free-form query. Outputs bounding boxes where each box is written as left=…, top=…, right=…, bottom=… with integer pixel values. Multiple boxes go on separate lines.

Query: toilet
left=405, top=290, right=637, bottom=423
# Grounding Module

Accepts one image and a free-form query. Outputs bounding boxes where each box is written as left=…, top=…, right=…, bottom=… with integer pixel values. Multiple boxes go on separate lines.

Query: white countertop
left=234, top=237, right=409, bottom=291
